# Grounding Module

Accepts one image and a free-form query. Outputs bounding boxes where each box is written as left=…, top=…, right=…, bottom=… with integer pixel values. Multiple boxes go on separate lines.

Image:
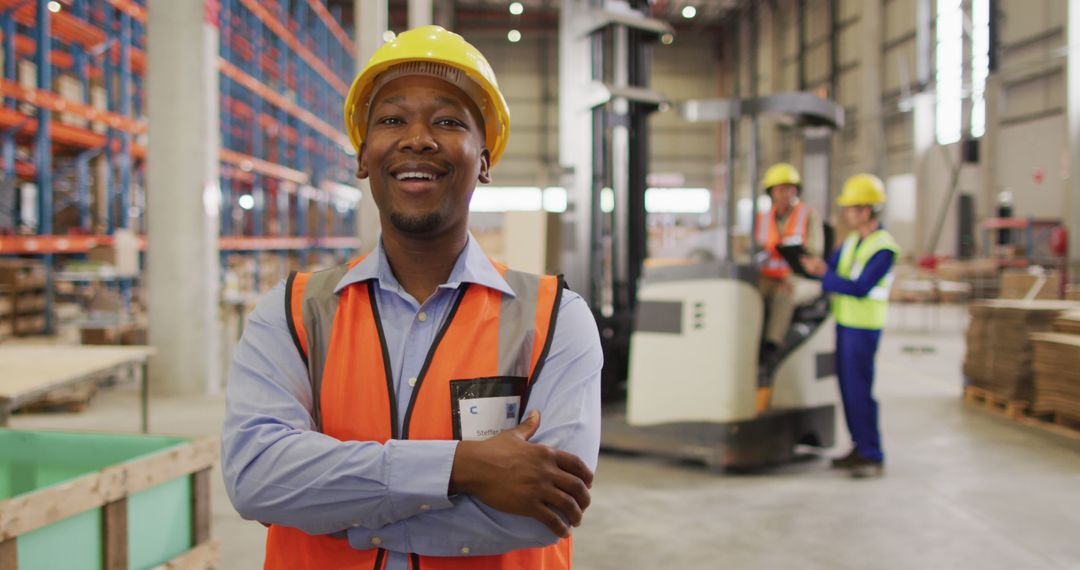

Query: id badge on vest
left=450, top=377, right=527, bottom=441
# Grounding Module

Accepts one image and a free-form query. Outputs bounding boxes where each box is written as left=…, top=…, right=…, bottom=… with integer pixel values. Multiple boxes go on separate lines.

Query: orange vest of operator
left=264, top=256, right=573, bottom=570
left=756, top=202, right=810, bottom=280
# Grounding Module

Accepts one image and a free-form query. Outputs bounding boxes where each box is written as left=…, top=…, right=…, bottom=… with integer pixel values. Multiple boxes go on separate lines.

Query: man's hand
left=449, top=410, right=593, bottom=538
left=801, top=256, right=827, bottom=277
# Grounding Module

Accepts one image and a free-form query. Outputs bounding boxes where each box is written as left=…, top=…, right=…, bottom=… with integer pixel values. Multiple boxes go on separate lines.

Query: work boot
left=848, top=455, right=885, bottom=479
left=830, top=448, right=859, bottom=469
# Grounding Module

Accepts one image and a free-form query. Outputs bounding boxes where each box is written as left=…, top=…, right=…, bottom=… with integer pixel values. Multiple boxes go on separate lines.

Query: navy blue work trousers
left=835, top=324, right=884, bottom=462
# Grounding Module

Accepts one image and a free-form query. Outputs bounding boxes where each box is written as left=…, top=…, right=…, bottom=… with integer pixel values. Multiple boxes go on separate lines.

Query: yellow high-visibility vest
left=831, top=229, right=900, bottom=330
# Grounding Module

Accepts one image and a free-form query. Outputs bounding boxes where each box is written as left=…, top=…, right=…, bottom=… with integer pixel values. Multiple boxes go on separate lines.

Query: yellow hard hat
left=761, top=163, right=802, bottom=191
left=837, top=173, right=887, bottom=206
left=343, top=26, right=511, bottom=166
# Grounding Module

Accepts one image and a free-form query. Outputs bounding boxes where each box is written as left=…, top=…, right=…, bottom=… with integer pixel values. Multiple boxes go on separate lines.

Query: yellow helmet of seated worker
left=837, top=173, right=887, bottom=206
left=761, top=163, right=802, bottom=191
left=343, top=25, right=511, bottom=166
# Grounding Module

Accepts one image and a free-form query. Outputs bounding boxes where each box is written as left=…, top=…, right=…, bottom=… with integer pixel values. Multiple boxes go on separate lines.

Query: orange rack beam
left=306, top=0, right=355, bottom=54
left=237, top=0, right=348, bottom=97
left=0, top=107, right=146, bottom=158
left=0, top=234, right=358, bottom=254
left=1, top=79, right=146, bottom=135
left=107, top=0, right=147, bottom=24
left=218, top=58, right=350, bottom=149
left=0, top=1, right=107, bottom=50
left=220, top=148, right=310, bottom=186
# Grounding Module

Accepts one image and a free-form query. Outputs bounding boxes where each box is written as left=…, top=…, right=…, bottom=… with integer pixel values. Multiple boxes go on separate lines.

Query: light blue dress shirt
left=222, top=234, right=603, bottom=568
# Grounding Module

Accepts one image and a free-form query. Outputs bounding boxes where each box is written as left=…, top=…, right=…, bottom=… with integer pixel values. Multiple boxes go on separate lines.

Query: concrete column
left=355, top=1, right=388, bottom=255
left=911, top=92, right=936, bottom=255
left=1068, top=0, right=1080, bottom=263
left=408, top=0, right=433, bottom=30
left=860, top=0, right=885, bottom=175
left=146, top=0, right=220, bottom=395
left=980, top=73, right=1002, bottom=222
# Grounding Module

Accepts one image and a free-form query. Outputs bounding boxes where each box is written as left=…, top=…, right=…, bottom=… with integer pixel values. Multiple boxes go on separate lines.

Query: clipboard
left=776, top=244, right=817, bottom=279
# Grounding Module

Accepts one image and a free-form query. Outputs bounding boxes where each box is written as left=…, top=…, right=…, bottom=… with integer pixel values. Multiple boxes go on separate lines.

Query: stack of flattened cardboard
left=1029, top=311, right=1080, bottom=419
left=963, top=300, right=1080, bottom=401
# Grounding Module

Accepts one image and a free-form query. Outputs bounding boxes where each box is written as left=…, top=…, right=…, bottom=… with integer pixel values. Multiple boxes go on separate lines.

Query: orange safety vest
left=265, top=256, right=573, bottom=570
left=756, top=203, right=810, bottom=280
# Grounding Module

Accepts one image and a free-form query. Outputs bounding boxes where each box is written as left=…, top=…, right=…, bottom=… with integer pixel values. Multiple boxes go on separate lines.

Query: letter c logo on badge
left=470, top=406, right=478, bottom=414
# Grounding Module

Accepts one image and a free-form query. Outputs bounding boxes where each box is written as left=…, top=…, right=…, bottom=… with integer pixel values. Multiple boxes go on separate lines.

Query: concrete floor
left=9, top=305, right=1080, bottom=569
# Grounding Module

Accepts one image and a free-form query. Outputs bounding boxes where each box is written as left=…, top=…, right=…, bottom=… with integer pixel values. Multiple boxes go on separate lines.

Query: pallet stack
left=0, top=259, right=49, bottom=338
left=1029, top=311, right=1080, bottom=420
left=963, top=300, right=1080, bottom=401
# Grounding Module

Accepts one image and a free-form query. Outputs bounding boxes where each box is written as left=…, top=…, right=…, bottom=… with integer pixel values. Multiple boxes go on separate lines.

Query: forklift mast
left=557, top=0, right=671, bottom=398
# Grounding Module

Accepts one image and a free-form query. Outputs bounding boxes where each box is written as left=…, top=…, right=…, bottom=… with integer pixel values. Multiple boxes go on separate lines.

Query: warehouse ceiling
left=325, top=0, right=739, bottom=29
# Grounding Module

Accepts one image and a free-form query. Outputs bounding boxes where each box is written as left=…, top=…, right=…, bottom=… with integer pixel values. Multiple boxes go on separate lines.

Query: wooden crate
left=0, top=430, right=218, bottom=569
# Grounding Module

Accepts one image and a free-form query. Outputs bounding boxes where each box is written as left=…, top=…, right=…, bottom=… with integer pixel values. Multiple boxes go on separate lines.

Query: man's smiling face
left=356, top=74, right=491, bottom=239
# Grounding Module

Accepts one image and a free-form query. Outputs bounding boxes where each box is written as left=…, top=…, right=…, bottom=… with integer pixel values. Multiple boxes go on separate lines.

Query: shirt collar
left=333, top=232, right=515, bottom=298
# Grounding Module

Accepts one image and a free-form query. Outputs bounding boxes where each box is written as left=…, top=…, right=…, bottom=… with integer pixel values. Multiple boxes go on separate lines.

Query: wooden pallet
left=964, top=385, right=1080, bottom=442
left=15, top=381, right=97, bottom=414
left=963, top=386, right=1029, bottom=419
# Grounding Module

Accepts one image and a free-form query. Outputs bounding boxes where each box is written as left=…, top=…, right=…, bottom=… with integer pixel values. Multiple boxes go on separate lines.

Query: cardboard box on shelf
left=1000, top=270, right=1060, bottom=300
left=87, top=229, right=139, bottom=277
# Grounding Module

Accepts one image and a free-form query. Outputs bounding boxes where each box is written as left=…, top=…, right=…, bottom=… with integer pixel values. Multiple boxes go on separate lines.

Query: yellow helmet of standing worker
left=837, top=173, right=887, bottom=206
left=761, top=163, right=802, bottom=191
left=343, top=25, right=511, bottom=166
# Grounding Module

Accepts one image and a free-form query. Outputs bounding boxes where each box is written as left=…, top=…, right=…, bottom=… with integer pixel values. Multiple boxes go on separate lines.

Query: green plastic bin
left=0, top=429, right=217, bottom=569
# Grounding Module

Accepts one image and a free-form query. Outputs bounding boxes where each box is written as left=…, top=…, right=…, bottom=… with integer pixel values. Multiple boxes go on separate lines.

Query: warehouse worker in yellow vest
left=222, top=26, right=601, bottom=569
left=803, top=174, right=899, bottom=478
left=757, top=163, right=824, bottom=365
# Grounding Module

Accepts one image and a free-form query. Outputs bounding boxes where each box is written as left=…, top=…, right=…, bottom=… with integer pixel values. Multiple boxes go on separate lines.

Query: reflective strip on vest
left=831, top=230, right=900, bottom=330
left=271, top=259, right=572, bottom=570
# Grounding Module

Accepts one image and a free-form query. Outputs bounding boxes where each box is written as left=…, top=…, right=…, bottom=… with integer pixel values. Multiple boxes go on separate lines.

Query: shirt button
left=461, top=546, right=471, bottom=555
left=417, top=311, right=428, bottom=322
left=408, top=376, right=417, bottom=387
left=371, top=536, right=383, bottom=546
left=419, top=503, right=430, bottom=511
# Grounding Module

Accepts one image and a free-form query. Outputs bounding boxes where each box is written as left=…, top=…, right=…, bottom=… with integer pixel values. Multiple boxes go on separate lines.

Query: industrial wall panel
left=883, top=0, right=916, bottom=44
left=882, top=42, right=916, bottom=93
left=998, top=0, right=1059, bottom=44
left=1003, top=71, right=1065, bottom=121
left=837, top=22, right=862, bottom=68
left=839, top=0, right=861, bottom=21
left=837, top=66, right=862, bottom=109
left=996, top=115, right=1066, bottom=219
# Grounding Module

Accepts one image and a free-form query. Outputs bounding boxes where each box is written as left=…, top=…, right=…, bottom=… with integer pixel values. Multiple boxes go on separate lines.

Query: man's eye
left=436, top=118, right=464, bottom=127
left=377, top=117, right=403, bottom=125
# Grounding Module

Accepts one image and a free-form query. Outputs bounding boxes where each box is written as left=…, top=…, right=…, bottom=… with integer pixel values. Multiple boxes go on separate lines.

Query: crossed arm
left=221, top=282, right=603, bottom=556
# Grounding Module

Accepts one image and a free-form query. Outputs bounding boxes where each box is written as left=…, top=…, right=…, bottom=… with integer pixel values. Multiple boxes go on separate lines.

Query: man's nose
left=399, top=122, right=438, bottom=153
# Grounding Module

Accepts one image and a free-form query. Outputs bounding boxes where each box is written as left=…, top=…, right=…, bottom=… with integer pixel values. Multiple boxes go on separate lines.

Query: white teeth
left=395, top=171, right=436, bottom=181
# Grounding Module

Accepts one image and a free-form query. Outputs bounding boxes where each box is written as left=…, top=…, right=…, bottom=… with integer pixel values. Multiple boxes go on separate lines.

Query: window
left=935, top=0, right=963, bottom=145
left=970, top=0, right=990, bottom=138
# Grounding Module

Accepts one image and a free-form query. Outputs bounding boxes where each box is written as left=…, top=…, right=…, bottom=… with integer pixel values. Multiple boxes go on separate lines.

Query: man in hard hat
left=803, top=174, right=899, bottom=479
left=757, top=163, right=825, bottom=366
left=222, top=26, right=601, bottom=569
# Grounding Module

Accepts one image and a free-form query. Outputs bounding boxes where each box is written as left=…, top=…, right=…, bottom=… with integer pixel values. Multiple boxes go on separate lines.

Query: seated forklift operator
left=757, top=163, right=825, bottom=365
left=222, top=26, right=602, bottom=569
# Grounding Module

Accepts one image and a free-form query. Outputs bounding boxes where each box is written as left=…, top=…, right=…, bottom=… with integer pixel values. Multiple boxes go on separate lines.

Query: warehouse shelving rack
left=218, top=0, right=359, bottom=294
left=0, top=0, right=361, bottom=334
left=0, top=0, right=148, bottom=334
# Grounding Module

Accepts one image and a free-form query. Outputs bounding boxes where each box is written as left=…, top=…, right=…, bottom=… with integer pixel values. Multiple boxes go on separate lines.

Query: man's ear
left=477, top=148, right=492, bottom=184
left=355, top=145, right=369, bottom=179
